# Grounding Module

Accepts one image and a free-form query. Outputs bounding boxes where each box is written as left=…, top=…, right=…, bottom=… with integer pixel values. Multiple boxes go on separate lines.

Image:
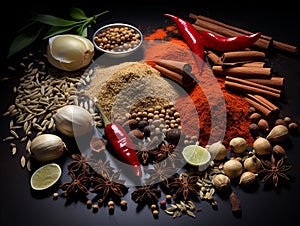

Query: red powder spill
left=142, top=25, right=253, bottom=147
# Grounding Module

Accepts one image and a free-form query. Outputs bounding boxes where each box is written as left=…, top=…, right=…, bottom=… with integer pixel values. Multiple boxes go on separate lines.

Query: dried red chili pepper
left=163, top=13, right=204, bottom=60
left=198, top=31, right=262, bottom=52
left=96, top=104, right=142, bottom=178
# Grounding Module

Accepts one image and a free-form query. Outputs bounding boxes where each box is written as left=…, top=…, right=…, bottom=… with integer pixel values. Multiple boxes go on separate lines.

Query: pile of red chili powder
left=142, top=25, right=253, bottom=147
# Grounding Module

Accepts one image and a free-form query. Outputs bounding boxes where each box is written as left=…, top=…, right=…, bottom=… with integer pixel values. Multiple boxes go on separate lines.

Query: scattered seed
left=11, top=146, right=17, bottom=155
left=20, top=156, right=26, bottom=168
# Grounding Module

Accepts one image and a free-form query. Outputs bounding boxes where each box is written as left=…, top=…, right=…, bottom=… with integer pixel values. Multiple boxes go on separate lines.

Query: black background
left=1, top=1, right=300, bottom=226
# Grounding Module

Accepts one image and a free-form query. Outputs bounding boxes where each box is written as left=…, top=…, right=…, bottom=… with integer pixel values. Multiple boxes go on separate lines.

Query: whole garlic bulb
left=223, top=159, right=243, bottom=179
left=47, top=34, right=94, bottom=71
left=212, top=174, right=231, bottom=192
left=253, top=137, right=271, bottom=155
left=239, top=171, right=258, bottom=187
left=243, top=155, right=262, bottom=173
left=206, top=141, right=227, bottom=161
left=30, top=134, right=66, bottom=162
left=229, top=137, right=248, bottom=154
left=53, top=105, right=94, bottom=137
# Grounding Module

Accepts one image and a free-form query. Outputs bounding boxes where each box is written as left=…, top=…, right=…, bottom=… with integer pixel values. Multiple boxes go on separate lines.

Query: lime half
left=30, top=163, right=62, bottom=190
left=182, top=143, right=211, bottom=170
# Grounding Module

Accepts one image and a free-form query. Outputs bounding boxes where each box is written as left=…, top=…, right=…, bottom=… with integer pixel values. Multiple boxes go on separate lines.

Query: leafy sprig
left=7, top=7, right=109, bottom=58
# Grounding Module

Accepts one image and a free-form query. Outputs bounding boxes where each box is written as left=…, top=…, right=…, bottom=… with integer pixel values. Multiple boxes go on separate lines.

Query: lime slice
left=30, top=163, right=62, bottom=190
left=182, top=144, right=211, bottom=169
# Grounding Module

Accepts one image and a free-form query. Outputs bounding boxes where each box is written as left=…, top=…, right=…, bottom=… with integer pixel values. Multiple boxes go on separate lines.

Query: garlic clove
left=53, top=105, right=94, bottom=137
left=47, top=34, right=94, bottom=71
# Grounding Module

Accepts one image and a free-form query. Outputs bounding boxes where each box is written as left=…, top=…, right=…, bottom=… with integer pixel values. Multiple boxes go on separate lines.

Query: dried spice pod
left=274, top=118, right=286, bottom=126
left=266, top=125, right=289, bottom=142
left=252, top=137, right=271, bottom=155
left=122, top=119, right=138, bottom=132
left=249, top=112, right=262, bottom=123
left=229, top=137, right=248, bottom=154
left=272, top=145, right=287, bottom=159
left=249, top=123, right=259, bottom=136
left=243, top=155, right=262, bottom=173
left=223, top=159, right=243, bottom=179
left=239, top=171, right=258, bottom=187
left=288, top=122, right=298, bottom=133
left=257, top=118, right=269, bottom=132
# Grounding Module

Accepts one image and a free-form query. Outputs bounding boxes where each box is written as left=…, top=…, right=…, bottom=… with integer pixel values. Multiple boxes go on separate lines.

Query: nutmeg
left=30, top=134, right=66, bottom=162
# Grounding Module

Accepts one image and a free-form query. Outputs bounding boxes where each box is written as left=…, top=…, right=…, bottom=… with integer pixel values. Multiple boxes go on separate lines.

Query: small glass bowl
left=92, top=23, right=143, bottom=57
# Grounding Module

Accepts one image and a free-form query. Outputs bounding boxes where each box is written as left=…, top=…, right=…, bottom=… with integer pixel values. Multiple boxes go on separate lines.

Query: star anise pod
left=169, top=173, right=200, bottom=201
left=131, top=184, right=161, bottom=205
left=87, top=158, right=114, bottom=178
left=67, top=153, right=92, bottom=175
left=90, top=171, right=128, bottom=201
left=59, top=171, right=91, bottom=197
left=258, top=157, right=292, bottom=187
left=150, top=141, right=181, bottom=163
left=136, top=136, right=162, bottom=165
left=144, top=161, right=177, bottom=187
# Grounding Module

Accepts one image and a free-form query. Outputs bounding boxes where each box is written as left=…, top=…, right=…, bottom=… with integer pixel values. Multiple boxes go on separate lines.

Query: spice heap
left=1, top=11, right=299, bottom=221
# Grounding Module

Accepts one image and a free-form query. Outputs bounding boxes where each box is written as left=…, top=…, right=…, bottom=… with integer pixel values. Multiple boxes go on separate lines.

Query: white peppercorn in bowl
left=92, top=23, right=143, bottom=56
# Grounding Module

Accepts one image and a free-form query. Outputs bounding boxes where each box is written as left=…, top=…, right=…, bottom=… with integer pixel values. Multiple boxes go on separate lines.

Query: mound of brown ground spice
left=142, top=25, right=253, bottom=147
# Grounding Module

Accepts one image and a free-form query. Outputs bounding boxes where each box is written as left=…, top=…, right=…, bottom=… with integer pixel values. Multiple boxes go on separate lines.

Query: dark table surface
left=1, top=1, right=300, bottom=226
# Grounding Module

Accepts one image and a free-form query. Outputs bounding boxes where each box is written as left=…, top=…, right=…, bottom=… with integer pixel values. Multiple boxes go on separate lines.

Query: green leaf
left=43, top=25, right=81, bottom=40
left=70, top=7, right=87, bottom=20
left=29, top=13, right=80, bottom=26
left=7, top=26, right=45, bottom=58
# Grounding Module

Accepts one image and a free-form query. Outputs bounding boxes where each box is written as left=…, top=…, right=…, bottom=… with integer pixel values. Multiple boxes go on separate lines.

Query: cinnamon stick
left=244, top=96, right=273, bottom=117
left=189, top=13, right=298, bottom=54
left=244, top=77, right=285, bottom=88
left=153, top=64, right=195, bottom=87
left=225, top=76, right=281, bottom=99
left=192, top=18, right=270, bottom=50
left=248, top=94, right=280, bottom=113
left=189, top=13, right=272, bottom=41
left=154, top=59, right=192, bottom=76
left=212, top=65, right=271, bottom=78
left=239, top=62, right=265, bottom=67
left=220, top=51, right=266, bottom=63
left=207, top=50, right=222, bottom=65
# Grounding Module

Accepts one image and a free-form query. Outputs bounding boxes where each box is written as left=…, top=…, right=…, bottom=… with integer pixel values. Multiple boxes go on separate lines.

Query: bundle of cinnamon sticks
left=187, top=13, right=292, bottom=118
